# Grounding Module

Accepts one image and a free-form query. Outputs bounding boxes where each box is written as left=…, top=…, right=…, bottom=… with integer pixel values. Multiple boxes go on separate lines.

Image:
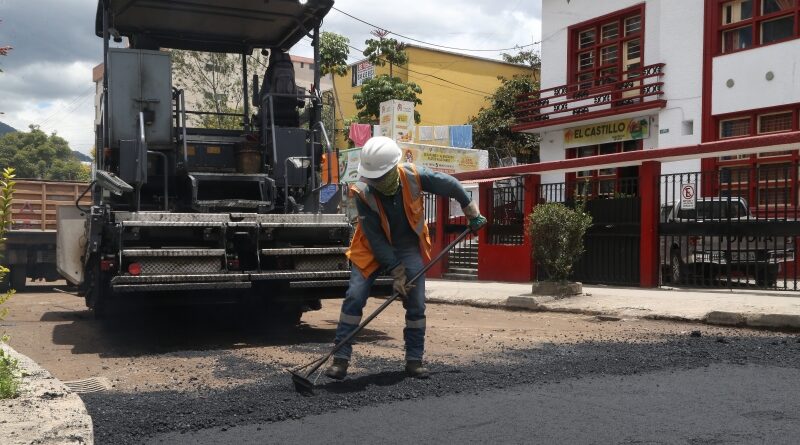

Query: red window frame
left=714, top=0, right=800, bottom=55
left=567, top=4, right=646, bottom=90
left=711, top=104, right=800, bottom=209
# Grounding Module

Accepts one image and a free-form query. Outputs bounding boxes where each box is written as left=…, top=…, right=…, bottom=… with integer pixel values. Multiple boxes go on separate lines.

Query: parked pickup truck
left=3, top=180, right=91, bottom=291
left=660, top=197, right=795, bottom=287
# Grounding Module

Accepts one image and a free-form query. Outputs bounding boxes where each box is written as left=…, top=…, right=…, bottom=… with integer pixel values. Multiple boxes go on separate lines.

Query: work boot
left=405, top=360, right=430, bottom=379
left=324, top=358, right=349, bottom=380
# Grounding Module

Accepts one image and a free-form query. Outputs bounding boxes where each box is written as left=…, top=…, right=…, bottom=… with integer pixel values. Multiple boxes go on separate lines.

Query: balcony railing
left=514, top=63, right=666, bottom=131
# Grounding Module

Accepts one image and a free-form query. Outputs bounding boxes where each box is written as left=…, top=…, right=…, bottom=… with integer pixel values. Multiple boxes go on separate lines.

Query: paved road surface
left=149, top=364, right=800, bottom=444
left=3, top=286, right=799, bottom=444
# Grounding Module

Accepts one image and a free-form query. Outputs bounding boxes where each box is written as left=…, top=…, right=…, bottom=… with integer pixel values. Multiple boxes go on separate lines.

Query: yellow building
left=332, top=44, right=536, bottom=148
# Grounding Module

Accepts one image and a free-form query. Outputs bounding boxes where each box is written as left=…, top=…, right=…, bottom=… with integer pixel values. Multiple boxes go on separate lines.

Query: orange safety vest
left=347, top=163, right=432, bottom=277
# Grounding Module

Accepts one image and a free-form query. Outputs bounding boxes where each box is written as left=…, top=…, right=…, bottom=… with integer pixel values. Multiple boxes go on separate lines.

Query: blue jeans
left=334, top=247, right=426, bottom=361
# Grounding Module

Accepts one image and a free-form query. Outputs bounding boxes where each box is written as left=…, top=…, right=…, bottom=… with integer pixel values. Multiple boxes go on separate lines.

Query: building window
left=718, top=0, right=799, bottom=54
left=569, top=5, right=644, bottom=90
left=719, top=117, right=751, bottom=138
left=567, top=140, right=643, bottom=197
left=713, top=105, right=800, bottom=209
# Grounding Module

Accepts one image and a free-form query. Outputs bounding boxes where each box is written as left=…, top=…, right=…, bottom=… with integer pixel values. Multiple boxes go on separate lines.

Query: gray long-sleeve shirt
left=356, top=166, right=472, bottom=271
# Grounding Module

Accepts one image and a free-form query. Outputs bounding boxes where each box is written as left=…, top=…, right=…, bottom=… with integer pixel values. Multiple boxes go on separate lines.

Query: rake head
left=289, top=370, right=315, bottom=396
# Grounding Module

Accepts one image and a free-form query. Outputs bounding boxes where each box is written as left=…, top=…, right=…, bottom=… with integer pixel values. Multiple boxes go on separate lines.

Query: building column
left=524, top=174, right=540, bottom=280
left=639, top=161, right=661, bottom=287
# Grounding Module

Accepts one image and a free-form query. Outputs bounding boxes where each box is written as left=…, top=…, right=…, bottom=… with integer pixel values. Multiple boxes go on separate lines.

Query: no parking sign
left=680, top=183, right=696, bottom=210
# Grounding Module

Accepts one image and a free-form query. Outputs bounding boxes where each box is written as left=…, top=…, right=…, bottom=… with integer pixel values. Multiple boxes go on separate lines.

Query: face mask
left=372, top=168, right=400, bottom=196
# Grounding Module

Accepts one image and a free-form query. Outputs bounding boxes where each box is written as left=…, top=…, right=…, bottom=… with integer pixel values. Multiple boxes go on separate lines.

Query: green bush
left=528, top=202, right=592, bottom=282
left=0, top=167, right=18, bottom=399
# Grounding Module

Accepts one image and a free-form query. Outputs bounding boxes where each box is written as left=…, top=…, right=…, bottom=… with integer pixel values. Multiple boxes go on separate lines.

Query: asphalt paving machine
left=57, top=0, right=385, bottom=319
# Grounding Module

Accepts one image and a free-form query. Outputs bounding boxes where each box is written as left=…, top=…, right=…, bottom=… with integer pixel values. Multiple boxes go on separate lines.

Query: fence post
left=427, top=195, right=449, bottom=278
left=524, top=174, right=540, bottom=280
left=476, top=181, right=492, bottom=279
left=639, top=161, right=661, bottom=287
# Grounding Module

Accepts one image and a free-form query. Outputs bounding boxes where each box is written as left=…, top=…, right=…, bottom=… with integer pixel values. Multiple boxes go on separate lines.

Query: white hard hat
left=357, top=136, right=402, bottom=179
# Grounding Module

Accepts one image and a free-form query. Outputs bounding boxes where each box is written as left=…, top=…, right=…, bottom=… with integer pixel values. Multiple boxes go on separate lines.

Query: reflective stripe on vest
left=347, top=164, right=432, bottom=277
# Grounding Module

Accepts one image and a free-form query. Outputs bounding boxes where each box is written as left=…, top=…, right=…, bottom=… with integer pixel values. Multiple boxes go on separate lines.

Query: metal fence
left=660, top=167, right=799, bottom=290
left=538, top=177, right=641, bottom=285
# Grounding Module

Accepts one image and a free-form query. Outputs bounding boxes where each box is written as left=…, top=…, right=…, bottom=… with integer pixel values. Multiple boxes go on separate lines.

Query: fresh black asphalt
left=81, top=334, right=800, bottom=444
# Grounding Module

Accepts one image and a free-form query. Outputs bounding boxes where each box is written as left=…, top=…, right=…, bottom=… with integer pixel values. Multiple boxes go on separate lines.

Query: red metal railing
left=514, top=63, right=666, bottom=129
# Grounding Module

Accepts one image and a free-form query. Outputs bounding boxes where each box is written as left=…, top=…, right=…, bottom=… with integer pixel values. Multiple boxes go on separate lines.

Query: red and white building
left=514, top=0, right=800, bottom=206
left=439, top=0, right=800, bottom=287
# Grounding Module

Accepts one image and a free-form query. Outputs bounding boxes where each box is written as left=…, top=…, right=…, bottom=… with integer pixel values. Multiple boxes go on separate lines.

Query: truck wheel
left=670, top=251, right=685, bottom=284
left=9, top=266, right=26, bottom=293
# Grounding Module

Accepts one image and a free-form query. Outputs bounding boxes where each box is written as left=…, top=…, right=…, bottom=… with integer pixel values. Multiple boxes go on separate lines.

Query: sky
left=0, top=0, right=542, bottom=155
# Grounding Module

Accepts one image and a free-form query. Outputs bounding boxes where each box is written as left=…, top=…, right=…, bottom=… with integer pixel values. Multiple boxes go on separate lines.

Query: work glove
left=390, top=264, right=413, bottom=300
left=463, top=201, right=488, bottom=233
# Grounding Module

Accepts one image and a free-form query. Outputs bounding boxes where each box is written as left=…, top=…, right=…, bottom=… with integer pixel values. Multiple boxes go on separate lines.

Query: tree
left=0, top=126, right=90, bottom=181
left=502, top=49, right=541, bottom=72
left=170, top=50, right=267, bottom=129
left=528, top=202, right=592, bottom=282
left=319, top=32, right=350, bottom=135
left=469, top=75, right=540, bottom=166
left=363, top=34, right=408, bottom=77
left=353, top=75, right=422, bottom=124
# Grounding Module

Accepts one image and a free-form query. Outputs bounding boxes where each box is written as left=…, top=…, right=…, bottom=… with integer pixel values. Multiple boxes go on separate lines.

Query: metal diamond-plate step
left=63, top=377, right=112, bottom=394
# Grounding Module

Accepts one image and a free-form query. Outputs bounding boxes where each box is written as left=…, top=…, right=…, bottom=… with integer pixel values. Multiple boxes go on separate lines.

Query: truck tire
left=9, top=266, right=26, bottom=293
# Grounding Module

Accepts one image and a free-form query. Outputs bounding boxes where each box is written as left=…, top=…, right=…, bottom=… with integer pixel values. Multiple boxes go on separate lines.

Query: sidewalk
left=425, top=279, right=800, bottom=330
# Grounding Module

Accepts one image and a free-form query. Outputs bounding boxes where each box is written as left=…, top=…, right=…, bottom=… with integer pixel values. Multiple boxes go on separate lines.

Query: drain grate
left=63, top=377, right=112, bottom=394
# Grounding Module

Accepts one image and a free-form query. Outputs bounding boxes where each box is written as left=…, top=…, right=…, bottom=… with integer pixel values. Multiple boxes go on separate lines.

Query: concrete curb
left=0, top=343, right=94, bottom=445
left=428, top=294, right=800, bottom=332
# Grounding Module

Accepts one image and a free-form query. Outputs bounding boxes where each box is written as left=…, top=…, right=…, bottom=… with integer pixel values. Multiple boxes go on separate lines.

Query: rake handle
left=301, top=227, right=473, bottom=378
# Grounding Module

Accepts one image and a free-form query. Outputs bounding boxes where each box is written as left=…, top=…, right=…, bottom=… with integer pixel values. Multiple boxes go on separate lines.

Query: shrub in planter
left=528, top=202, right=592, bottom=283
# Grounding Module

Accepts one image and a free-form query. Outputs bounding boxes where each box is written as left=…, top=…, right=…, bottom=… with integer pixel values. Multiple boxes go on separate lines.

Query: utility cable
left=332, top=7, right=540, bottom=52
left=346, top=44, right=493, bottom=96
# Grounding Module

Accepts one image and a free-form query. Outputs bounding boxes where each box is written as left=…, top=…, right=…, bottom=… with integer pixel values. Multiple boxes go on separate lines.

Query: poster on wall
left=379, top=100, right=415, bottom=143
left=338, top=143, right=489, bottom=184
left=563, top=117, right=651, bottom=148
left=351, top=61, right=375, bottom=87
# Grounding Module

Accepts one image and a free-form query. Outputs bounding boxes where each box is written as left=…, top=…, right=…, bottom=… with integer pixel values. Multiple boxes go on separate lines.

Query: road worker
left=326, top=136, right=486, bottom=380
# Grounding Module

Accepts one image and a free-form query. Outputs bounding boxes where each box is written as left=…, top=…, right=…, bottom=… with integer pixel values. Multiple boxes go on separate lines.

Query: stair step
left=442, top=273, right=478, bottom=281
left=448, top=267, right=478, bottom=275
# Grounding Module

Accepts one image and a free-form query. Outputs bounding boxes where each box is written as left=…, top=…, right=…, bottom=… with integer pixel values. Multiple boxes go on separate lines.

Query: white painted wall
left=712, top=39, right=800, bottom=115
left=539, top=0, right=705, bottom=177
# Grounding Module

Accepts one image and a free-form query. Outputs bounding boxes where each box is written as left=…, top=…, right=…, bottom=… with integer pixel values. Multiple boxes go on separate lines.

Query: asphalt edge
left=427, top=294, right=800, bottom=332
left=0, top=342, right=94, bottom=445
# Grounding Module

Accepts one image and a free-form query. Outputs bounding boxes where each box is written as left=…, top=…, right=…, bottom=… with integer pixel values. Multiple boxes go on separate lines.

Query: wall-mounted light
left=298, top=0, right=308, bottom=5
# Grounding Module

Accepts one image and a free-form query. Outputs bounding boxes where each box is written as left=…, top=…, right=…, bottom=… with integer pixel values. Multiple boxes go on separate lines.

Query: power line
left=332, top=7, right=540, bottom=53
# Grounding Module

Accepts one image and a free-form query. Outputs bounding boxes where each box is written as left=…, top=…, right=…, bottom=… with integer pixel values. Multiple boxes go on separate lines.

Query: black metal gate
left=539, top=178, right=641, bottom=286
left=660, top=168, right=799, bottom=290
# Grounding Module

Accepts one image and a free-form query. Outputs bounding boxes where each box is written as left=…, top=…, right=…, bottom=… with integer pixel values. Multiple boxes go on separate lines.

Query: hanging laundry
left=433, top=126, right=449, bottom=141
left=373, top=125, right=381, bottom=137
left=449, top=125, right=473, bottom=148
left=418, top=126, right=434, bottom=141
left=349, top=123, right=372, bottom=147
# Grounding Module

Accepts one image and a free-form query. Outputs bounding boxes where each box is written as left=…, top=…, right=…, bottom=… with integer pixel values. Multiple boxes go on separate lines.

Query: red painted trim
left=454, top=131, right=800, bottom=181
left=702, top=0, right=716, bottom=145
left=512, top=100, right=667, bottom=132
left=639, top=161, right=660, bottom=287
